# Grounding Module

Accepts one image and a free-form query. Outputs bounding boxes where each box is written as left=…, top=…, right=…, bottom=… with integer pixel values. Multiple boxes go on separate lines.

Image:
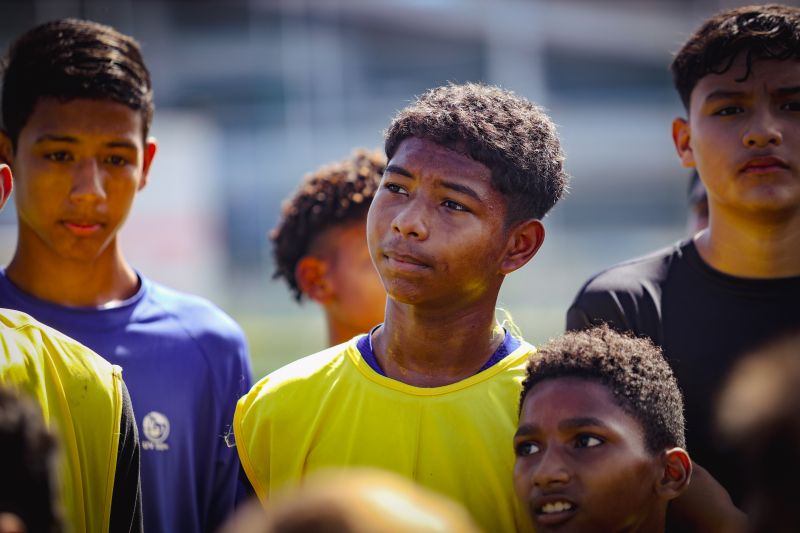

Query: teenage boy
left=567, top=4, right=800, bottom=501
left=271, top=149, right=387, bottom=346
left=235, top=83, right=568, bottom=533
left=0, top=19, right=252, bottom=533
left=514, top=326, right=692, bottom=533
left=0, top=163, right=141, bottom=533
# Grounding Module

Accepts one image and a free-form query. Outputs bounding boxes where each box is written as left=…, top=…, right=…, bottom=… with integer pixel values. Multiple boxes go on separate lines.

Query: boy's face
left=673, top=57, right=800, bottom=216
left=319, top=219, right=387, bottom=333
left=514, top=377, right=664, bottom=533
left=2, top=97, right=156, bottom=263
left=366, top=137, right=511, bottom=308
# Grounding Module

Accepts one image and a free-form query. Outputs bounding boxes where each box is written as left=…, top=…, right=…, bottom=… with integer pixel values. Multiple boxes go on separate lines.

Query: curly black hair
left=671, top=4, right=800, bottom=110
left=271, top=149, right=386, bottom=301
left=0, top=386, right=62, bottom=533
left=385, top=83, right=567, bottom=225
left=2, top=18, right=153, bottom=148
left=520, top=325, right=686, bottom=453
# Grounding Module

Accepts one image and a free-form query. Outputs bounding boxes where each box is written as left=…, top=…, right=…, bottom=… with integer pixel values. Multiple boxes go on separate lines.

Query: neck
left=372, top=297, right=503, bottom=387
left=325, top=313, right=371, bottom=347
left=696, top=205, right=800, bottom=278
left=6, top=231, right=139, bottom=307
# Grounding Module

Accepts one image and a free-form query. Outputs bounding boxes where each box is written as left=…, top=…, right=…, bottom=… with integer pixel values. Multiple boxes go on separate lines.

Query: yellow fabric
left=0, top=309, right=122, bottom=533
left=235, top=338, right=535, bottom=533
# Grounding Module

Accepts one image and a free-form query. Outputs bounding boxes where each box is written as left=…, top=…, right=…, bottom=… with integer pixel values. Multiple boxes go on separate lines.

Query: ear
left=499, top=219, right=545, bottom=275
left=138, top=137, right=158, bottom=192
left=0, top=130, right=14, bottom=166
left=672, top=118, right=695, bottom=169
left=0, top=164, right=12, bottom=210
left=295, top=256, right=335, bottom=304
left=657, top=447, right=692, bottom=501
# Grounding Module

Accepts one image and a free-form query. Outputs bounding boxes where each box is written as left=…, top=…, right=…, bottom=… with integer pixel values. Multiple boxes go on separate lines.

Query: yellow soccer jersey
left=0, top=308, right=122, bottom=533
left=234, top=335, right=535, bottom=533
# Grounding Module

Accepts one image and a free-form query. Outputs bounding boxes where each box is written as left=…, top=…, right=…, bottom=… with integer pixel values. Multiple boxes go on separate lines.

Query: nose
left=743, top=109, right=783, bottom=148
left=391, top=199, right=429, bottom=240
left=70, top=158, right=107, bottom=202
left=532, top=446, right=571, bottom=488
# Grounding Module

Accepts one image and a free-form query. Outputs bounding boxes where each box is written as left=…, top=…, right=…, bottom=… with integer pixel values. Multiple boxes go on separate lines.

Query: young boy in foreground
left=514, top=326, right=691, bottom=533
left=235, top=83, right=568, bottom=532
left=567, top=4, right=800, bottom=502
left=0, top=19, right=252, bottom=533
left=271, top=149, right=387, bottom=346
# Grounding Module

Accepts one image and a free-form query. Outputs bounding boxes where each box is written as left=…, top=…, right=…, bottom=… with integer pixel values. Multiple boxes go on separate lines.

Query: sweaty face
left=9, top=97, right=153, bottom=263
left=679, top=57, right=800, bottom=216
left=514, top=378, right=663, bottom=533
left=366, top=137, right=509, bottom=309
left=322, top=219, right=387, bottom=333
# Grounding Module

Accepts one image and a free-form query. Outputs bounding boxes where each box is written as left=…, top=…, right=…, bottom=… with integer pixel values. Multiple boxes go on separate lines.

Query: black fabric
left=567, top=239, right=800, bottom=503
left=109, top=380, right=143, bottom=533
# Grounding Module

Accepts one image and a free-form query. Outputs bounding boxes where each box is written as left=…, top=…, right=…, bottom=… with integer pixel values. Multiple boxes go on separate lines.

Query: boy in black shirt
left=567, top=4, right=800, bottom=503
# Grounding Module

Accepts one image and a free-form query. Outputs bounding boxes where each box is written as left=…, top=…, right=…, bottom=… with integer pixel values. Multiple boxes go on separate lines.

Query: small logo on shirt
left=142, top=411, right=170, bottom=451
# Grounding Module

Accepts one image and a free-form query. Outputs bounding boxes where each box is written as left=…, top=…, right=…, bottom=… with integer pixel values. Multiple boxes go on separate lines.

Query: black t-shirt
left=110, top=380, right=143, bottom=533
left=567, top=239, right=800, bottom=502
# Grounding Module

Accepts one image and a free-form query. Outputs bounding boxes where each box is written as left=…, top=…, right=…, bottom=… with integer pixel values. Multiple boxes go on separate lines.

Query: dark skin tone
left=366, top=137, right=544, bottom=387
left=514, top=378, right=691, bottom=533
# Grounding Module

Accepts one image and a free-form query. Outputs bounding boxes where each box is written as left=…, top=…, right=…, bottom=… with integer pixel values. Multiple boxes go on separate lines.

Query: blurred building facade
left=0, top=0, right=788, bottom=373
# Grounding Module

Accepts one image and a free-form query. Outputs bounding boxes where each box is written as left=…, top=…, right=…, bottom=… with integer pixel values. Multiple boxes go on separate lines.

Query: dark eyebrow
left=437, top=179, right=481, bottom=203
left=514, top=424, right=537, bottom=439
left=559, top=417, right=610, bottom=431
left=33, top=135, right=138, bottom=150
left=704, top=90, right=747, bottom=103
left=384, top=164, right=413, bottom=178
left=515, top=417, right=610, bottom=439
left=776, top=86, right=800, bottom=97
left=34, top=134, right=78, bottom=144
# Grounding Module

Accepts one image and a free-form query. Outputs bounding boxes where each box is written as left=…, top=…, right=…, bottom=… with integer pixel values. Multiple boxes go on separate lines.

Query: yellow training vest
left=235, top=337, right=536, bottom=533
left=0, top=309, right=122, bottom=533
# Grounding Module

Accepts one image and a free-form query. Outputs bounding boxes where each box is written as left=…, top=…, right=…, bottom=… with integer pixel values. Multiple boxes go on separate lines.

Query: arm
left=108, top=380, right=143, bottom=533
left=667, top=463, right=747, bottom=533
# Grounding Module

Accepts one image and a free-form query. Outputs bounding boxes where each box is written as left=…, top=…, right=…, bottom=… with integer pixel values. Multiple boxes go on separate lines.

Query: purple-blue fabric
left=0, top=270, right=252, bottom=533
left=356, top=325, right=521, bottom=377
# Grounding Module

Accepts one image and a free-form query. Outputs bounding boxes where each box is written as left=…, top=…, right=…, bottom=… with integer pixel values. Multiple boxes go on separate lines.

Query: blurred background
left=0, top=0, right=785, bottom=379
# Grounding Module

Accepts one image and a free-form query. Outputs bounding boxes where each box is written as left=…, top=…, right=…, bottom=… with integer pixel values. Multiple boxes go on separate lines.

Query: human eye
left=515, top=441, right=541, bottom=457
left=385, top=182, right=408, bottom=195
left=104, top=154, right=130, bottom=167
left=780, top=101, right=800, bottom=112
left=44, top=151, right=73, bottom=162
left=574, top=434, right=604, bottom=449
left=442, top=199, right=468, bottom=212
left=712, top=105, right=743, bottom=117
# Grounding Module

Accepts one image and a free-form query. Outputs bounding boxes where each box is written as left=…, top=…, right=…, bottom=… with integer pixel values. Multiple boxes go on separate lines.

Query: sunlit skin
left=672, top=57, right=800, bottom=278
left=0, top=97, right=157, bottom=307
left=366, top=137, right=544, bottom=387
left=514, top=378, right=690, bottom=533
left=296, top=219, right=387, bottom=346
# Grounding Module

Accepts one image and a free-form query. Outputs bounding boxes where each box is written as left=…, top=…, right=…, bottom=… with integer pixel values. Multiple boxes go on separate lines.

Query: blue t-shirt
left=0, top=271, right=253, bottom=533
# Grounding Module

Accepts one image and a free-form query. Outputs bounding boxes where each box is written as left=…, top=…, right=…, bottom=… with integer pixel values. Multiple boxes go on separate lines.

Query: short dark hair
left=384, top=83, right=567, bottom=224
left=520, top=325, right=686, bottom=453
left=671, top=4, right=800, bottom=109
left=1, top=18, right=153, bottom=149
left=271, top=149, right=385, bottom=301
left=0, top=386, right=62, bottom=533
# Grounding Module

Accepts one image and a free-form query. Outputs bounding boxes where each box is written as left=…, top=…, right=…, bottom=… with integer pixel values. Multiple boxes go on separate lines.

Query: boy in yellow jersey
left=271, top=149, right=387, bottom=346
left=0, top=163, right=142, bottom=533
left=235, top=83, right=567, bottom=532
